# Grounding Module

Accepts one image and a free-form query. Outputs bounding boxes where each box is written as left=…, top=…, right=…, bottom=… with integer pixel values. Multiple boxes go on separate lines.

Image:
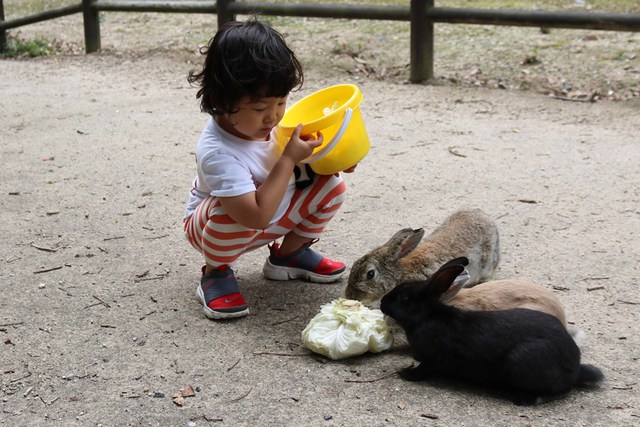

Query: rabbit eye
left=366, top=269, right=375, bottom=280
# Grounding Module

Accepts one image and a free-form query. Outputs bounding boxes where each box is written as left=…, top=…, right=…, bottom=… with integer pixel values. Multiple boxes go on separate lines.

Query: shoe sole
left=262, top=259, right=345, bottom=283
left=195, top=285, right=249, bottom=320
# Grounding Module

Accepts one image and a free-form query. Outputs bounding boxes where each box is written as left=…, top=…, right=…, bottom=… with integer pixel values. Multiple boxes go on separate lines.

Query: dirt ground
left=1, top=11, right=640, bottom=427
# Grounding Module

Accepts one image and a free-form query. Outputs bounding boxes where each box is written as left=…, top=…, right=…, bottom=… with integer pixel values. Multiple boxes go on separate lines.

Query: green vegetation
left=0, top=36, right=53, bottom=57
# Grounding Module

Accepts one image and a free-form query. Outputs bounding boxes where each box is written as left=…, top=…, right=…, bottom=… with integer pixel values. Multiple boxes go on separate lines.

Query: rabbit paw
left=399, top=364, right=431, bottom=381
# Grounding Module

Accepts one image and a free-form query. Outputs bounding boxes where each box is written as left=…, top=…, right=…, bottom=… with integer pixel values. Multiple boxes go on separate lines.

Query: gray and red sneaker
left=262, top=241, right=346, bottom=283
left=196, top=266, right=249, bottom=320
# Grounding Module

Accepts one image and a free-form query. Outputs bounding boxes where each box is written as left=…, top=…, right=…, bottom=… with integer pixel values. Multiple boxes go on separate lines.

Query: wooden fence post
left=217, top=0, right=236, bottom=28
left=410, top=0, right=434, bottom=83
left=0, top=0, right=6, bottom=53
left=82, top=0, right=100, bottom=53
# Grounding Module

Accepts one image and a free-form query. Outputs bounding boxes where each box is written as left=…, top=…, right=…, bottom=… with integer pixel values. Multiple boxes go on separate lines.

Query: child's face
left=226, top=95, right=288, bottom=141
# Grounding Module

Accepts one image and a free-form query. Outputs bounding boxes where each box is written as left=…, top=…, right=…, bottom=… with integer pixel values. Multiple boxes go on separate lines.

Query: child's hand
left=282, top=124, right=323, bottom=163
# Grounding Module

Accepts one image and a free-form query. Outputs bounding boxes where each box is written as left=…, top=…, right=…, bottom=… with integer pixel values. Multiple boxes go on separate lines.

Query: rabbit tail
left=577, top=364, right=604, bottom=386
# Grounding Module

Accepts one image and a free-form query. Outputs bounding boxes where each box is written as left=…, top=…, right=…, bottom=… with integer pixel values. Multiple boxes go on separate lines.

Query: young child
left=183, top=18, right=352, bottom=320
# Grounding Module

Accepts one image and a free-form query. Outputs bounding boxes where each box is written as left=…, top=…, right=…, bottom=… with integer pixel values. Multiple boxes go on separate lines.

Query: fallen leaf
left=181, top=385, right=196, bottom=398
left=172, top=394, right=185, bottom=407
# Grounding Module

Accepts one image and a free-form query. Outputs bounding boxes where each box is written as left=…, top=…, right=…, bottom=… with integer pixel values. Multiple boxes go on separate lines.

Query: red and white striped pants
left=184, top=174, right=346, bottom=267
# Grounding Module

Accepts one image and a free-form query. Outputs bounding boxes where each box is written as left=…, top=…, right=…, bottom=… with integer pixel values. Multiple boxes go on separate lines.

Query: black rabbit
left=380, top=257, right=603, bottom=405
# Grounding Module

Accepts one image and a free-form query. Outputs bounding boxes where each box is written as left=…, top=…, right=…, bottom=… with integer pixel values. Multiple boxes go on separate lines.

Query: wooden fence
left=1, top=0, right=639, bottom=82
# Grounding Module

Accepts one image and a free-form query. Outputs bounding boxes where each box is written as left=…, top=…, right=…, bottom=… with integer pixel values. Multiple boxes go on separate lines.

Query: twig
left=10, top=372, right=32, bottom=383
left=550, top=95, right=596, bottom=103
left=38, top=396, right=59, bottom=405
left=136, top=276, right=165, bottom=282
left=33, top=266, right=63, bottom=274
left=447, top=146, right=467, bottom=158
left=421, top=413, right=439, bottom=420
left=0, top=321, right=24, bottom=328
left=58, top=286, right=73, bottom=296
left=344, top=370, right=400, bottom=383
left=203, top=415, right=224, bottom=422
left=618, top=300, right=640, bottom=305
left=30, top=242, right=58, bottom=252
left=226, top=358, right=241, bottom=372
left=143, top=234, right=169, bottom=240
left=389, top=150, right=408, bottom=157
left=103, top=236, right=125, bottom=241
left=92, top=295, right=111, bottom=308
left=583, top=276, right=609, bottom=281
left=228, top=387, right=252, bottom=402
left=84, top=295, right=111, bottom=309
left=84, top=302, right=104, bottom=309
left=135, top=270, right=150, bottom=278
left=271, top=315, right=300, bottom=326
left=612, top=385, right=634, bottom=390
left=191, top=415, right=224, bottom=423
left=587, top=285, right=605, bottom=292
left=139, top=310, right=157, bottom=320
left=253, top=351, right=309, bottom=357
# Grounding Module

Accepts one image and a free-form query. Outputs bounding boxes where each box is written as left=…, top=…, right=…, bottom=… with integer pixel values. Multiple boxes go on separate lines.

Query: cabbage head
left=301, top=298, right=393, bottom=360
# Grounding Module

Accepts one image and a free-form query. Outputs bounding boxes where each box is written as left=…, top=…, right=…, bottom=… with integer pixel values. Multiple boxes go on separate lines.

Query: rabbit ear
left=425, top=261, right=468, bottom=299
left=440, top=267, right=470, bottom=303
left=438, top=256, right=470, bottom=269
left=385, top=228, right=425, bottom=264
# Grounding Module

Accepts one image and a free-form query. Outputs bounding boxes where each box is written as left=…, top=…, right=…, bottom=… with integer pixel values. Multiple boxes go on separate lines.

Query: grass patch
left=1, top=36, right=54, bottom=57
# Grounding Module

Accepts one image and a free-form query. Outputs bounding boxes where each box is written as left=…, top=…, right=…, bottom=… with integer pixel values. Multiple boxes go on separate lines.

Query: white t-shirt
left=183, top=117, right=295, bottom=226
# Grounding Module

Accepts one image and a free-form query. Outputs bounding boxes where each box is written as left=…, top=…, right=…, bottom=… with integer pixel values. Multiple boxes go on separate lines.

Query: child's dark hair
left=188, top=18, right=304, bottom=116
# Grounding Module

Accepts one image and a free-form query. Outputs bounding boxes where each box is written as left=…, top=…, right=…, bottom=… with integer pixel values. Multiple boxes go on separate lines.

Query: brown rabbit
left=345, top=209, right=500, bottom=303
left=442, top=278, right=568, bottom=329
left=345, top=210, right=580, bottom=337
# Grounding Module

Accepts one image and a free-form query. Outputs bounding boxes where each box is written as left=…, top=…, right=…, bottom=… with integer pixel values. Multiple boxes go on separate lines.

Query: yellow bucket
left=275, top=84, right=370, bottom=175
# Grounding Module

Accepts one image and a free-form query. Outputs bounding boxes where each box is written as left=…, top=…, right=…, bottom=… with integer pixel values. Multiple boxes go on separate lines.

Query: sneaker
left=262, top=241, right=346, bottom=283
left=195, top=266, right=249, bottom=320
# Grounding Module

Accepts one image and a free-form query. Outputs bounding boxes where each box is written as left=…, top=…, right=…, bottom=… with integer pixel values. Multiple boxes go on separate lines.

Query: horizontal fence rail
left=429, top=7, right=640, bottom=31
left=1, top=0, right=640, bottom=82
left=0, top=3, right=81, bottom=30
left=94, top=0, right=218, bottom=13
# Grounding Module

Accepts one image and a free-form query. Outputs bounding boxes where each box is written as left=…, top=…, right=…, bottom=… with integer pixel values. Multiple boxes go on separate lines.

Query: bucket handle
left=302, top=108, right=353, bottom=164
